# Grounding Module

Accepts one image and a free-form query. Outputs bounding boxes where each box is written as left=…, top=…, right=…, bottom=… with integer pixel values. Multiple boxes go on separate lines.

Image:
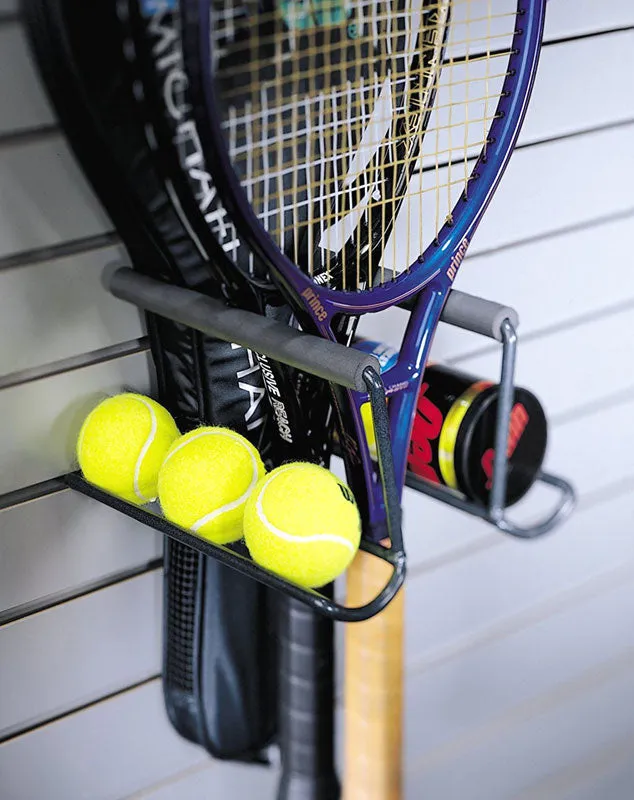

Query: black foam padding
left=110, top=268, right=380, bottom=391
left=442, top=290, right=519, bottom=341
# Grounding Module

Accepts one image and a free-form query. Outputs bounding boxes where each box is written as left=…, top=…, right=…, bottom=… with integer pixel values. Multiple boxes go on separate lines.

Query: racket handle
left=344, top=551, right=404, bottom=800
left=278, top=591, right=340, bottom=800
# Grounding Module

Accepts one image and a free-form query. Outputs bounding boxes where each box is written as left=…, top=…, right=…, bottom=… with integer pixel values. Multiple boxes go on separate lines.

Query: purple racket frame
left=189, top=0, right=547, bottom=541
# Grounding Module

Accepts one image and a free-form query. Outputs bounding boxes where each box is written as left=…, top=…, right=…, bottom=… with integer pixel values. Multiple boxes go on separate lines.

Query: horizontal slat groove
left=409, top=644, right=634, bottom=777
left=415, top=118, right=634, bottom=180
left=408, top=413, right=634, bottom=581
left=126, top=762, right=218, bottom=800
left=0, top=476, right=66, bottom=511
left=0, top=230, right=119, bottom=272
left=0, top=561, right=163, bottom=628
left=0, top=123, right=58, bottom=151
left=0, top=110, right=628, bottom=265
left=578, top=473, right=634, bottom=512
left=0, top=11, right=19, bottom=25
left=463, top=204, right=634, bottom=263
left=408, top=553, right=634, bottom=677
left=0, top=337, right=150, bottom=391
left=0, top=674, right=160, bottom=747
left=514, top=116, right=634, bottom=152
left=550, top=384, right=634, bottom=427
left=540, top=23, right=634, bottom=48
left=514, top=731, right=634, bottom=800
left=447, top=296, right=634, bottom=368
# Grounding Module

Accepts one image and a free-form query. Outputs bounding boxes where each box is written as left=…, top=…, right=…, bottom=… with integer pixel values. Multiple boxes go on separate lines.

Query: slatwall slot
left=385, top=124, right=634, bottom=272
left=544, top=1, right=634, bottom=40
left=0, top=489, right=161, bottom=620
left=127, top=762, right=279, bottom=800
left=518, top=735, right=634, bottom=800
left=0, top=22, right=54, bottom=137
left=0, top=350, right=152, bottom=495
left=405, top=491, right=634, bottom=668
left=445, top=305, right=634, bottom=418
left=0, top=137, right=111, bottom=260
left=404, top=649, right=634, bottom=800
left=0, top=244, right=141, bottom=379
left=0, top=570, right=162, bottom=739
left=0, top=681, right=207, bottom=800
left=404, top=562, right=634, bottom=765
left=359, top=211, right=634, bottom=361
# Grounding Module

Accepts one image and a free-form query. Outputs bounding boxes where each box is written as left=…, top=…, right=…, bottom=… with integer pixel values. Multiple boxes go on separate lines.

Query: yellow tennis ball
left=77, top=393, right=180, bottom=504
left=244, top=462, right=361, bottom=588
left=158, top=427, right=265, bottom=544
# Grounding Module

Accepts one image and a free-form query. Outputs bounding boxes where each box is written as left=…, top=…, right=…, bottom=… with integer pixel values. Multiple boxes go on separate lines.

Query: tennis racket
left=180, top=1, right=546, bottom=797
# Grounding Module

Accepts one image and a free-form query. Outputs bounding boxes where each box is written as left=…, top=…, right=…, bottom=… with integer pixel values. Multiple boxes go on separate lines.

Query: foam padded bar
left=108, top=268, right=379, bottom=391
left=441, top=290, right=519, bottom=340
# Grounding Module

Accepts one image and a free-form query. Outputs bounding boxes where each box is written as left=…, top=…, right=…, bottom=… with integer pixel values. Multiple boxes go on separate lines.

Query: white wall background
left=1, top=2, right=634, bottom=798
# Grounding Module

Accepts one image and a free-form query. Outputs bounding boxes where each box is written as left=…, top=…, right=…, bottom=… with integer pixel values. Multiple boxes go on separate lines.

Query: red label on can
left=480, top=402, right=530, bottom=489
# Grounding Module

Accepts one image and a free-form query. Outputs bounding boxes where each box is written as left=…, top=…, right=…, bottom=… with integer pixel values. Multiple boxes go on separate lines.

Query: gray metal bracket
left=405, top=299, right=576, bottom=538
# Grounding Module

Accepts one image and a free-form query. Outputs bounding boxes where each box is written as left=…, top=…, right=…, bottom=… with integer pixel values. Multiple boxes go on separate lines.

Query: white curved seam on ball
left=162, top=427, right=244, bottom=465
left=134, top=397, right=158, bottom=504
left=255, top=466, right=356, bottom=552
left=173, top=429, right=260, bottom=531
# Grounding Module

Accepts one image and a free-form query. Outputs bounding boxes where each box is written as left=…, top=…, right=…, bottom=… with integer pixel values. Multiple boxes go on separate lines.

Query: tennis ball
left=244, top=462, right=361, bottom=588
left=158, top=427, right=265, bottom=544
left=77, top=393, right=180, bottom=504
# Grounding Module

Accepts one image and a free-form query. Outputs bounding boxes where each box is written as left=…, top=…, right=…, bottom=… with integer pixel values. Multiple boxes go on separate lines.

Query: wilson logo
left=408, top=383, right=443, bottom=484
left=338, top=483, right=355, bottom=504
left=481, top=403, right=530, bottom=489
left=446, top=237, right=469, bottom=281
left=302, top=287, right=328, bottom=322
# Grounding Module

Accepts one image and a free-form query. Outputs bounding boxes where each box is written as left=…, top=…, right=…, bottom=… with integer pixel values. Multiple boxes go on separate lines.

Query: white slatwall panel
left=0, top=682, right=208, bottom=800
left=129, top=763, right=279, bottom=800
left=405, top=560, right=634, bottom=768
left=0, top=243, right=138, bottom=378
left=0, top=490, right=160, bottom=616
left=405, top=651, right=634, bottom=800
left=544, top=1, right=634, bottom=39
left=0, top=23, right=54, bottom=136
left=2, top=5, right=634, bottom=799
left=0, top=138, right=111, bottom=259
left=0, top=571, right=162, bottom=738
left=527, top=739, right=634, bottom=800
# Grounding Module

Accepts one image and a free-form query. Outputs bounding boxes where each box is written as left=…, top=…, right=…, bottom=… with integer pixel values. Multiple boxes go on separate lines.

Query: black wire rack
left=66, top=268, right=575, bottom=622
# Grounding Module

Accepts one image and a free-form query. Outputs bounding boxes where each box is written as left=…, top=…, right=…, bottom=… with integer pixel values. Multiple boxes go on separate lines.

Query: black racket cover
left=23, top=0, right=278, bottom=760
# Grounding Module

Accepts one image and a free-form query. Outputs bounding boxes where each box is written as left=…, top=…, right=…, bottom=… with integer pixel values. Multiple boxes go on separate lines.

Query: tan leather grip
left=344, top=550, right=404, bottom=800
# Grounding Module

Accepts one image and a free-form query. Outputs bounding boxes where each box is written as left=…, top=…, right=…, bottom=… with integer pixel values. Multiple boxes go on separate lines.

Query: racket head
left=182, top=0, right=546, bottom=316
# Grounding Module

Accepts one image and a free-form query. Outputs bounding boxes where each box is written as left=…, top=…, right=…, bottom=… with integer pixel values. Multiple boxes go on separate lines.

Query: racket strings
left=211, top=0, right=519, bottom=290
left=211, top=5, right=517, bottom=70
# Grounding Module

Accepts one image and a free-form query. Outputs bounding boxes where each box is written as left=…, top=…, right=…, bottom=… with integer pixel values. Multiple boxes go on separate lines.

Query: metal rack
left=66, top=267, right=575, bottom=622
